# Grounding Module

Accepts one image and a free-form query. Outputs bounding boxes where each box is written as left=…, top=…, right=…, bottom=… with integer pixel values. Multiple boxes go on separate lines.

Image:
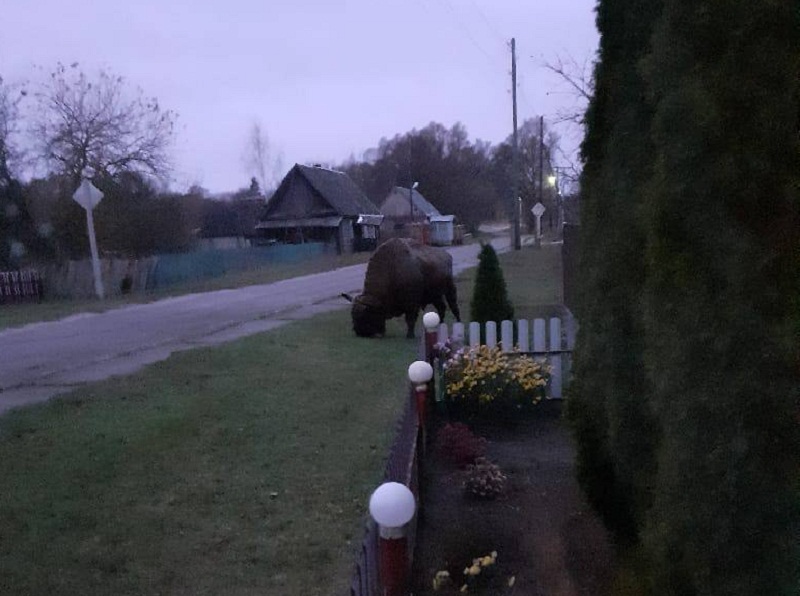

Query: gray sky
left=2, top=0, right=598, bottom=193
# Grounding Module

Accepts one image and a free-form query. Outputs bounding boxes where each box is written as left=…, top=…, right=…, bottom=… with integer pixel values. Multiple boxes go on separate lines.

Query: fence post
left=485, top=321, right=497, bottom=348
left=500, top=320, right=514, bottom=351
left=549, top=318, right=563, bottom=398
left=469, top=322, right=481, bottom=347
left=517, top=319, right=530, bottom=352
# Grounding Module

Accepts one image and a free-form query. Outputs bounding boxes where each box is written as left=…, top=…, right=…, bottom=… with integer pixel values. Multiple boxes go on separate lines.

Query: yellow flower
left=432, top=570, right=451, bottom=590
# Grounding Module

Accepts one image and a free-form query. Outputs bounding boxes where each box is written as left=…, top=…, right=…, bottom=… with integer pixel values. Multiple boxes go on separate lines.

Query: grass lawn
left=0, top=242, right=563, bottom=595
left=0, top=310, right=413, bottom=596
left=0, top=251, right=372, bottom=331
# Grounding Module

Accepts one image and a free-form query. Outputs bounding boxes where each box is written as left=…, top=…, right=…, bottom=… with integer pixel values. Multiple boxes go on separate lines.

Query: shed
left=256, top=164, right=383, bottom=253
left=429, top=215, right=456, bottom=246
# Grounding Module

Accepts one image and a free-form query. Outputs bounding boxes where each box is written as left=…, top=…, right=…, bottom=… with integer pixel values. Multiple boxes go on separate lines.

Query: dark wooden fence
left=562, top=224, right=580, bottom=315
left=349, top=387, right=421, bottom=596
left=0, top=270, right=42, bottom=304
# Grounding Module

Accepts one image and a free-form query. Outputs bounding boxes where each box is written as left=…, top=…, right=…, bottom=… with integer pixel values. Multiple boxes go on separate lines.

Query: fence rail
left=0, top=270, right=42, bottom=304
left=434, top=317, right=575, bottom=398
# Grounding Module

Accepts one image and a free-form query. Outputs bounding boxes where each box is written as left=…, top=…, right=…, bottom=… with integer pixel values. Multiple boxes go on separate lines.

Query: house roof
left=295, top=164, right=381, bottom=216
left=429, top=215, right=455, bottom=223
left=385, top=186, right=441, bottom=217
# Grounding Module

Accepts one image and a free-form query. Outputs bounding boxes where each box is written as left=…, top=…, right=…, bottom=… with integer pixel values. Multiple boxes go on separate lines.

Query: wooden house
left=255, top=164, right=383, bottom=253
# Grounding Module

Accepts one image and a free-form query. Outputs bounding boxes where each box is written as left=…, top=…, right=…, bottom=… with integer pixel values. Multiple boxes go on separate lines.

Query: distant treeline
left=337, top=119, right=564, bottom=232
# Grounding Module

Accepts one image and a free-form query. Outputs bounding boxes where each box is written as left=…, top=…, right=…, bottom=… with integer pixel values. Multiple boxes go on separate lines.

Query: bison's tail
left=445, top=279, right=461, bottom=322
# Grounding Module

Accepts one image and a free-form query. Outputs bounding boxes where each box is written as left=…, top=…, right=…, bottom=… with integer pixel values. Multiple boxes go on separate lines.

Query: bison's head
left=342, top=293, right=386, bottom=337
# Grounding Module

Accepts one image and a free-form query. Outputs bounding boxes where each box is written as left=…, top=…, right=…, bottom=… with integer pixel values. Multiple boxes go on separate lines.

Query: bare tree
left=242, top=120, right=283, bottom=194
left=542, top=54, right=596, bottom=187
left=0, top=76, right=26, bottom=183
left=543, top=54, right=595, bottom=125
left=32, top=63, right=177, bottom=190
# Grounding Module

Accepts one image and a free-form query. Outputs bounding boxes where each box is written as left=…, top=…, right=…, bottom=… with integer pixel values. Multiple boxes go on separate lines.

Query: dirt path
left=411, top=403, right=616, bottom=595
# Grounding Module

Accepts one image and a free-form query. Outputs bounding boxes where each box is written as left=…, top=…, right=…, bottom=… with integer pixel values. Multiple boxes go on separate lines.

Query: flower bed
left=439, top=343, right=550, bottom=423
left=411, top=405, right=616, bottom=595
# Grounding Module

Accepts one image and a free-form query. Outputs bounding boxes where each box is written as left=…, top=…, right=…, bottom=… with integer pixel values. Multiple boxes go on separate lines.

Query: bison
left=342, top=238, right=461, bottom=338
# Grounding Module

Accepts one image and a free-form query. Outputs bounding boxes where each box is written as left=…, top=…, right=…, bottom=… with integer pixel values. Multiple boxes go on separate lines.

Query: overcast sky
left=2, top=0, right=598, bottom=194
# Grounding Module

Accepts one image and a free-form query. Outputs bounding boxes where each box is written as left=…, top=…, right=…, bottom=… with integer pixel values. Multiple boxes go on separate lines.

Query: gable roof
left=295, top=164, right=380, bottom=216
left=384, top=186, right=441, bottom=217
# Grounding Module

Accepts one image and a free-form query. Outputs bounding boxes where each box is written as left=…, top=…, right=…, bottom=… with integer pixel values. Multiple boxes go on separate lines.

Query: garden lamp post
left=369, top=482, right=416, bottom=596
left=422, top=311, right=440, bottom=362
left=408, top=360, right=434, bottom=430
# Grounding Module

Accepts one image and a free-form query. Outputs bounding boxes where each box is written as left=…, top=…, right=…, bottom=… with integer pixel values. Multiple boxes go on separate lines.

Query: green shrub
left=470, top=243, right=514, bottom=324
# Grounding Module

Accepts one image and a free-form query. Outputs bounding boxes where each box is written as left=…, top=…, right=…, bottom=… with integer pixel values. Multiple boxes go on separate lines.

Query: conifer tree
left=641, top=1, right=800, bottom=593
left=566, top=0, right=661, bottom=542
left=470, top=243, right=514, bottom=325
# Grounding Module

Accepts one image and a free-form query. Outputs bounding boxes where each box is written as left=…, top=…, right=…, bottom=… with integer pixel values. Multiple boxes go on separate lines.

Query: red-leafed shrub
left=435, top=422, right=487, bottom=467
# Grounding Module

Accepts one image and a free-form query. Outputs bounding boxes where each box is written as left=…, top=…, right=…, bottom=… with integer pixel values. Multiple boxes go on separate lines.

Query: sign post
left=72, top=179, right=105, bottom=299
left=531, top=202, right=546, bottom=247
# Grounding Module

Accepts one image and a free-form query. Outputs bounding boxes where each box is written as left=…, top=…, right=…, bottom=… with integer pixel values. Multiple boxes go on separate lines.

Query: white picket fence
left=434, top=317, right=575, bottom=399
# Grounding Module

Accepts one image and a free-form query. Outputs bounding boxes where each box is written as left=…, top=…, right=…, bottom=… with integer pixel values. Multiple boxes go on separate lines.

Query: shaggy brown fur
left=343, top=238, right=460, bottom=338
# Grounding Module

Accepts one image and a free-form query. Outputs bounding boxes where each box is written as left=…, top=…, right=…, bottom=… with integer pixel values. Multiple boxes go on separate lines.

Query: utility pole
left=511, top=38, right=521, bottom=250
left=539, top=115, right=545, bottom=228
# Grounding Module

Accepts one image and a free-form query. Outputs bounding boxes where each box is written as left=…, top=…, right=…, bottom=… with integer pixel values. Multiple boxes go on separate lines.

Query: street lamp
left=369, top=482, right=416, bottom=596
left=409, top=181, right=419, bottom=222
left=548, top=173, right=564, bottom=237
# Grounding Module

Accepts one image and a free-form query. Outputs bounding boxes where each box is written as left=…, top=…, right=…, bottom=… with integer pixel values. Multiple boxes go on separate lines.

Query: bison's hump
left=362, top=238, right=453, bottom=300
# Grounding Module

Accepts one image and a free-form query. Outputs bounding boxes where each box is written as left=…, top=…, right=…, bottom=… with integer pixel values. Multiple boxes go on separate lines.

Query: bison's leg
left=404, top=310, right=419, bottom=339
left=444, top=279, right=461, bottom=321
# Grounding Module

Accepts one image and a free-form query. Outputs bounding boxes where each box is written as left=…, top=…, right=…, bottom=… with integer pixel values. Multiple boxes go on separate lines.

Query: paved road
left=0, top=237, right=510, bottom=413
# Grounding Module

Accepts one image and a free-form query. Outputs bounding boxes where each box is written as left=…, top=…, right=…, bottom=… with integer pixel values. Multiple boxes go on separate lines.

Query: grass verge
left=0, top=310, right=414, bottom=596
left=0, top=252, right=372, bottom=331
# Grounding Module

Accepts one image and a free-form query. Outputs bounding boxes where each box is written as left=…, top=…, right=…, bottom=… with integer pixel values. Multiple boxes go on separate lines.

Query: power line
left=464, top=0, right=506, bottom=44
left=430, top=0, right=504, bottom=74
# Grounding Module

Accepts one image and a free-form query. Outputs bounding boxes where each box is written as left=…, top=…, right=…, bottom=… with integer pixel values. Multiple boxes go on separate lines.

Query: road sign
left=72, top=179, right=105, bottom=299
left=72, top=179, right=104, bottom=210
left=531, top=202, right=546, bottom=245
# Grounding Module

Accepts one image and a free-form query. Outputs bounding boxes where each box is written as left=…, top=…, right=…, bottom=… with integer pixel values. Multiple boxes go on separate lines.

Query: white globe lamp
left=407, top=360, right=433, bottom=386
left=369, top=482, right=416, bottom=530
left=422, top=311, right=440, bottom=331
